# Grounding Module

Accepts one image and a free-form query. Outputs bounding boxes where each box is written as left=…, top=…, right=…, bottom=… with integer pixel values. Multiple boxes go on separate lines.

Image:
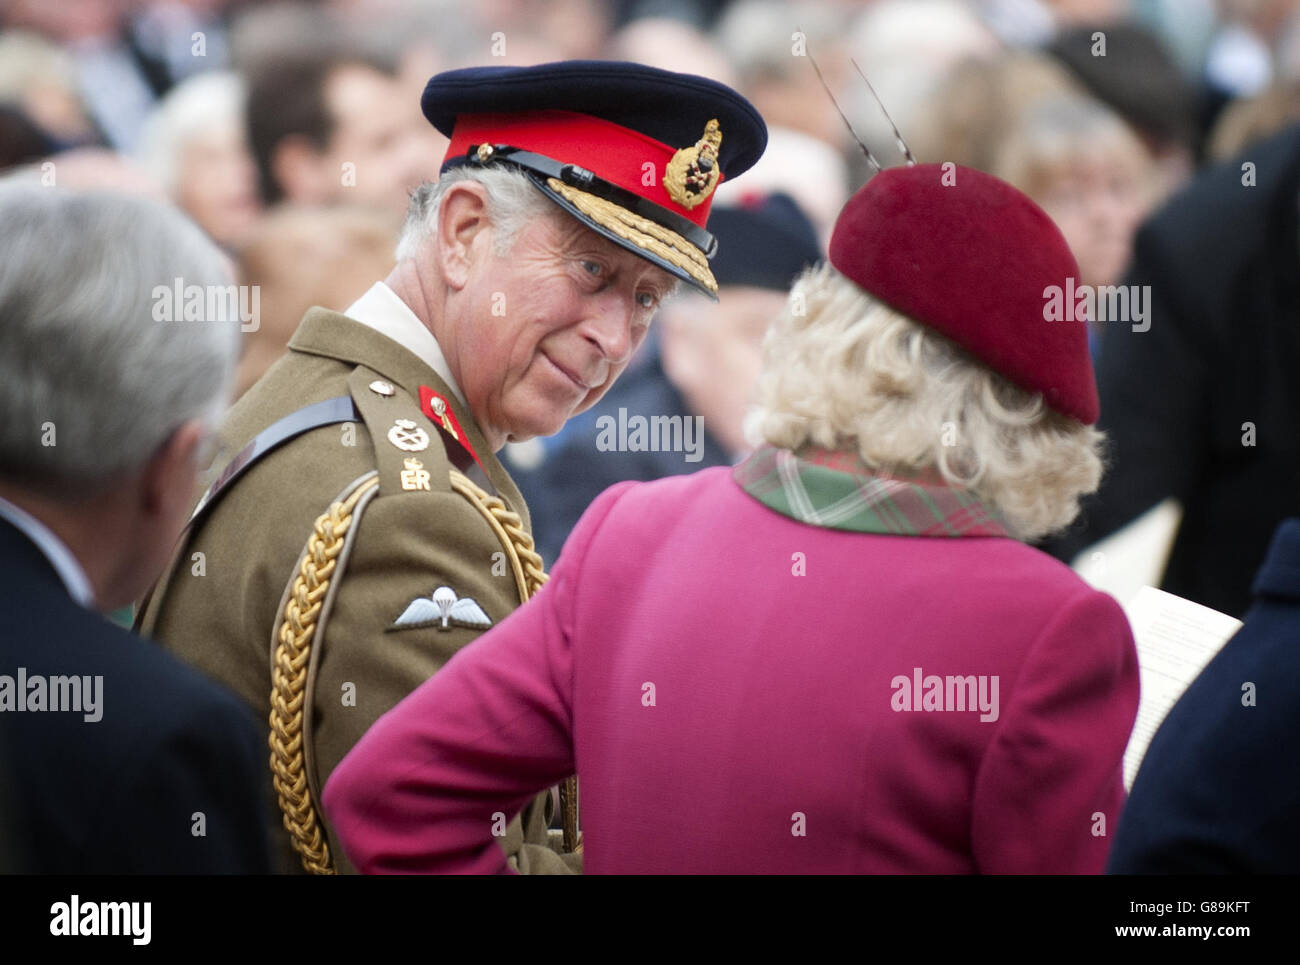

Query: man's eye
left=636, top=291, right=658, bottom=309
left=582, top=260, right=603, bottom=277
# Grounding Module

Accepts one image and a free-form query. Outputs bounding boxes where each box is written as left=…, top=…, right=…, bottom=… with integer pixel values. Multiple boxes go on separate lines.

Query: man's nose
left=580, top=291, right=636, bottom=365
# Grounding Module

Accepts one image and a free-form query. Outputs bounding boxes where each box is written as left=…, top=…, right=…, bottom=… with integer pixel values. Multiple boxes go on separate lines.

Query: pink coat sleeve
left=970, top=588, right=1140, bottom=873
left=321, top=483, right=631, bottom=874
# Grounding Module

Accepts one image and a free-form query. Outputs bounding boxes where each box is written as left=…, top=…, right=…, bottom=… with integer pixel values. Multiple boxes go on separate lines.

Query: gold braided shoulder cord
left=270, top=470, right=577, bottom=875
left=269, top=474, right=379, bottom=875
left=449, top=470, right=580, bottom=854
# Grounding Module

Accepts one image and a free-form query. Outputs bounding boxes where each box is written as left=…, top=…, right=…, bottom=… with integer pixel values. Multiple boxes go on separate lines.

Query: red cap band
left=444, top=110, right=722, bottom=229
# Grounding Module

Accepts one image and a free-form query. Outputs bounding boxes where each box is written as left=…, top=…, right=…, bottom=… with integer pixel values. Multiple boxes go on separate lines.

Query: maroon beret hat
left=827, top=163, right=1099, bottom=424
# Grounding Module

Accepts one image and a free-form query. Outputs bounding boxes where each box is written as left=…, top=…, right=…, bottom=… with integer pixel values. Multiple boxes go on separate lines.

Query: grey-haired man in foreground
left=0, top=184, right=269, bottom=873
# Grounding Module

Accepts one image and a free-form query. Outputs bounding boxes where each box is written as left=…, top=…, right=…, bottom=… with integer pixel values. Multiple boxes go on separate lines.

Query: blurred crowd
left=0, top=1, right=1292, bottom=378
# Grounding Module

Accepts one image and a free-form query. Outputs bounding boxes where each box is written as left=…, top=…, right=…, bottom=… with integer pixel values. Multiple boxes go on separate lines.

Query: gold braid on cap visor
left=546, top=177, right=718, bottom=295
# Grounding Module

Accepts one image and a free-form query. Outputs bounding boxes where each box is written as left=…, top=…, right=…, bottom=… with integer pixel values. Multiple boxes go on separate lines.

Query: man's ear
left=141, top=420, right=207, bottom=520
left=436, top=181, right=491, bottom=291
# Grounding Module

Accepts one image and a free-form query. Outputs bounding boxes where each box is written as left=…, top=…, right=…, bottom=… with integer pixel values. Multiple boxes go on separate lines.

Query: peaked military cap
left=422, top=60, right=767, bottom=299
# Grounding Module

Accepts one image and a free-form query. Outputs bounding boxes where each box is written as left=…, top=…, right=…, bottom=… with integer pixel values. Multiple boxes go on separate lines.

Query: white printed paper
left=1121, top=586, right=1242, bottom=789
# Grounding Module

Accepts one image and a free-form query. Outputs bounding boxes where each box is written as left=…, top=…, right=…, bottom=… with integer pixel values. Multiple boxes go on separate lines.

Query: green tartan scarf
left=733, top=444, right=1012, bottom=538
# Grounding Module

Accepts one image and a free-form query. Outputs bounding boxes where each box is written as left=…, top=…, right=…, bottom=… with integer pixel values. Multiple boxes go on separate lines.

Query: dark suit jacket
left=1045, top=125, right=1300, bottom=617
left=1109, top=517, right=1300, bottom=873
left=0, top=518, right=270, bottom=873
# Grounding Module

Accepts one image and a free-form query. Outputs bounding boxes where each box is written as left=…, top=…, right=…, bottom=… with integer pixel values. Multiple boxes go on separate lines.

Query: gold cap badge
left=665, top=119, right=723, bottom=210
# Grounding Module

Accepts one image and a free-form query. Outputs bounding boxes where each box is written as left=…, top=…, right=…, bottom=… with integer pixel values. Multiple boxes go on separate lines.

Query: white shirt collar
left=0, top=495, right=96, bottom=609
left=343, top=282, right=466, bottom=406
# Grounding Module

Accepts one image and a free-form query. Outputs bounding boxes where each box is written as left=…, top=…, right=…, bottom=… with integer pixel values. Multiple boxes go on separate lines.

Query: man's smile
left=541, top=351, right=597, bottom=393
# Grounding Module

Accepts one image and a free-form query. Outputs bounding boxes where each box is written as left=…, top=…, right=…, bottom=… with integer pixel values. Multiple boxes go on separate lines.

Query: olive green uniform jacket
left=140, top=307, right=576, bottom=874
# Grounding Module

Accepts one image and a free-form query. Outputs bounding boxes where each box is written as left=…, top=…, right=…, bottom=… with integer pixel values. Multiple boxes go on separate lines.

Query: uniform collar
left=343, top=282, right=466, bottom=407
left=287, top=308, right=525, bottom=518
left=0, top=496, right=96, bottom=607
left=289, top=306, right=463, bottom=414
left=733, top=444, right=1011, bottom=538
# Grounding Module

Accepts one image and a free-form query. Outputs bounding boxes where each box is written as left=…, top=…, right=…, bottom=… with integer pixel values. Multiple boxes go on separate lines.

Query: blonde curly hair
left=745, top=262, right=1105, bottom=541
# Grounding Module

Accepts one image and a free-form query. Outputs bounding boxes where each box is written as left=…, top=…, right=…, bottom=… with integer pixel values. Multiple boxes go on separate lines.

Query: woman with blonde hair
left=323, top=164, right=1140, bottom=874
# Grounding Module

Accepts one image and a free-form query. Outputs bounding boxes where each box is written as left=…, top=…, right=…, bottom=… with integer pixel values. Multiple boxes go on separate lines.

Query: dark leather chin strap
left=444, top=144, right=720, bottom=259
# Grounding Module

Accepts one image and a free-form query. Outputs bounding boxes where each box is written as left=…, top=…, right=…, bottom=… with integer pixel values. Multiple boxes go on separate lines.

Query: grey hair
left=136, top=71, right=247, bottom=195
left=394, top=165, right=555, bottom=262
left=746, top=263, right=1105, bottom=541
left=0, top=184, right=239, bottom=492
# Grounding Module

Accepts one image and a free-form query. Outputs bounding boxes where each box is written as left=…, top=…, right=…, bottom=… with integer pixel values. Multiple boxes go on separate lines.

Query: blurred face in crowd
left=1046, top=0, right=1130, bottom=26
left=320, top=63, right=437, bottom=214
left=174, top=120, right=261, bottom=249
left=431, top=183, right=676, bottom=449
left=473, top=0, right=611, bottom=59
left=19, top=77, right=96, bottom=146
left=275, top=63, right=438, bottom=215
left=4, top=0, right=122, bottom=42
left=1035, top=149, right=1150, bottom=289
left=235, top=204, right=401, bottom=398
left=748, top=65, right=852, bottom=155
left=660, top=286, right=788, bottom=456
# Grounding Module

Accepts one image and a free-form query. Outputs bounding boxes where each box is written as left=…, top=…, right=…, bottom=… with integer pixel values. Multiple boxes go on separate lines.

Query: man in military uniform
left=138, top=61, right=766, bottom=873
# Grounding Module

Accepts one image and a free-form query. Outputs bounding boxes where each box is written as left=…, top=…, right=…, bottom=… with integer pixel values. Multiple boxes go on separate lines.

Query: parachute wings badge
left=390, top=585, right=492, bottom=632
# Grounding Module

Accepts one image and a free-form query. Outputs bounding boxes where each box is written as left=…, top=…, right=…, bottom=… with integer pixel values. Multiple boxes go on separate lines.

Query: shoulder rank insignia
left=390, top=585, right=492, bottom=632
left=419, top=386, right=462, bottom=442
left=400, top=457, right=431, bottom=491
left=665, top=118, right=722, bottom=210
left=418, top=385, right=488, bottom=476
left=387, top=418, right=429, bottom=452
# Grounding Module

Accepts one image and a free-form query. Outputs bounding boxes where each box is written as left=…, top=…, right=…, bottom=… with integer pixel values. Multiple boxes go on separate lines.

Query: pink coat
left=324, top=467, right=1139, bottom=873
